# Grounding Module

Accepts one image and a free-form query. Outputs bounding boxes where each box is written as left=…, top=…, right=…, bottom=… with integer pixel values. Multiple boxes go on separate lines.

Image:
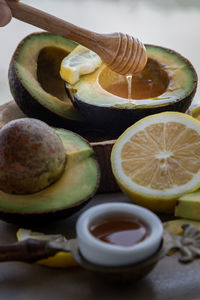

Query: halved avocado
left=0, top=128, right=100, bottom=224
left=8, top=32, right=88, bottom=131
left=67, top=45, right=197, bottom=134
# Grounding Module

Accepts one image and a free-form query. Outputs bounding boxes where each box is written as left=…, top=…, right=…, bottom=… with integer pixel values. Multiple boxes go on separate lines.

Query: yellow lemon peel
left=17, top=228, right=77, bottom=268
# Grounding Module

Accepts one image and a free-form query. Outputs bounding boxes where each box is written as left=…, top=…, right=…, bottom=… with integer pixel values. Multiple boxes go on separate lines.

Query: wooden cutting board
left=0, top=101, right=119, bottom=193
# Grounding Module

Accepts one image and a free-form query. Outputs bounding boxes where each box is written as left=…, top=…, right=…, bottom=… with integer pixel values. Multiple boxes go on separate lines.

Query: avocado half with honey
left=8, top=32, right=88, bottom=131
left=67, top=45, right=197, bottom=134
left=0, top=128, right=100, bottom=224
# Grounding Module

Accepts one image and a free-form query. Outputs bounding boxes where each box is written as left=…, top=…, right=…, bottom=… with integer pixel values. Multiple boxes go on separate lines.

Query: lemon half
left=111, top=112, right=200, bottom=213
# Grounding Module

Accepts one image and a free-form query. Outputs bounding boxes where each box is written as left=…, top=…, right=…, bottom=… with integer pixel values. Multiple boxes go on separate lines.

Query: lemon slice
left=163, top=219, right=200, bottom=236
left=17, top=229, right=77, bottom=268
left=111, top=112, right=200, bottom=213
left=60, top=45, right=102, bottom=85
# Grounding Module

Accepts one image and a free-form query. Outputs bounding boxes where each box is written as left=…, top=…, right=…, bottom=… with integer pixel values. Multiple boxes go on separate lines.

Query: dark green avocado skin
left=0, top=200, right=89, bottom=226
left=70, top=88, right=197, bottom=136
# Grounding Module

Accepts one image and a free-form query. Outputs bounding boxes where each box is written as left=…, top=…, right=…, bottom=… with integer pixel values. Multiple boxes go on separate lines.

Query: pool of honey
left=99, top=58, right=169, bottom=100
left=89, top=215, right=148, bottom=247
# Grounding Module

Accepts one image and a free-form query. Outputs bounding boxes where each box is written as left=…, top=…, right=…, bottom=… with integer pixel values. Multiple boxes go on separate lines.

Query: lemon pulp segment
left=121, top=121, right=200, bottom=189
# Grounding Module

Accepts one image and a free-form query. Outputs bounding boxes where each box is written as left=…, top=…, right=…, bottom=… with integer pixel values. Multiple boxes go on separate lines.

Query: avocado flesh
left=69, top=45, right=197, bottom=130
left=9, top=32, right=85, bottom=125
left=175, top=189, right=200, bottom=221
left=0, top=128, right=99, bottom=214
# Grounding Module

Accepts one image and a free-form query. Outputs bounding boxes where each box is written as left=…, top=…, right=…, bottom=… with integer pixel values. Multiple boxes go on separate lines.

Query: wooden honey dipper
left=7, top=1, right=147, bottom=75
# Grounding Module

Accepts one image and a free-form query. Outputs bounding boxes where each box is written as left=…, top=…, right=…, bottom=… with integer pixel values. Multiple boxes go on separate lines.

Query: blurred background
left=0, top=0, right=199, bottom=105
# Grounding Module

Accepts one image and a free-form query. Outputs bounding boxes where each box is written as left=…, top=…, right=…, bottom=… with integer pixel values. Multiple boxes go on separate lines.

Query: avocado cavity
left=100, top=58, right=169, bottom=100
left=37, top=47, right=71, bottom=102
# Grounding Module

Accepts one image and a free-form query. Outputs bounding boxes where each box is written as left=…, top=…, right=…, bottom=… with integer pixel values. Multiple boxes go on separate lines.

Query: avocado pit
left=0, top=118, right=66, bottom=194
